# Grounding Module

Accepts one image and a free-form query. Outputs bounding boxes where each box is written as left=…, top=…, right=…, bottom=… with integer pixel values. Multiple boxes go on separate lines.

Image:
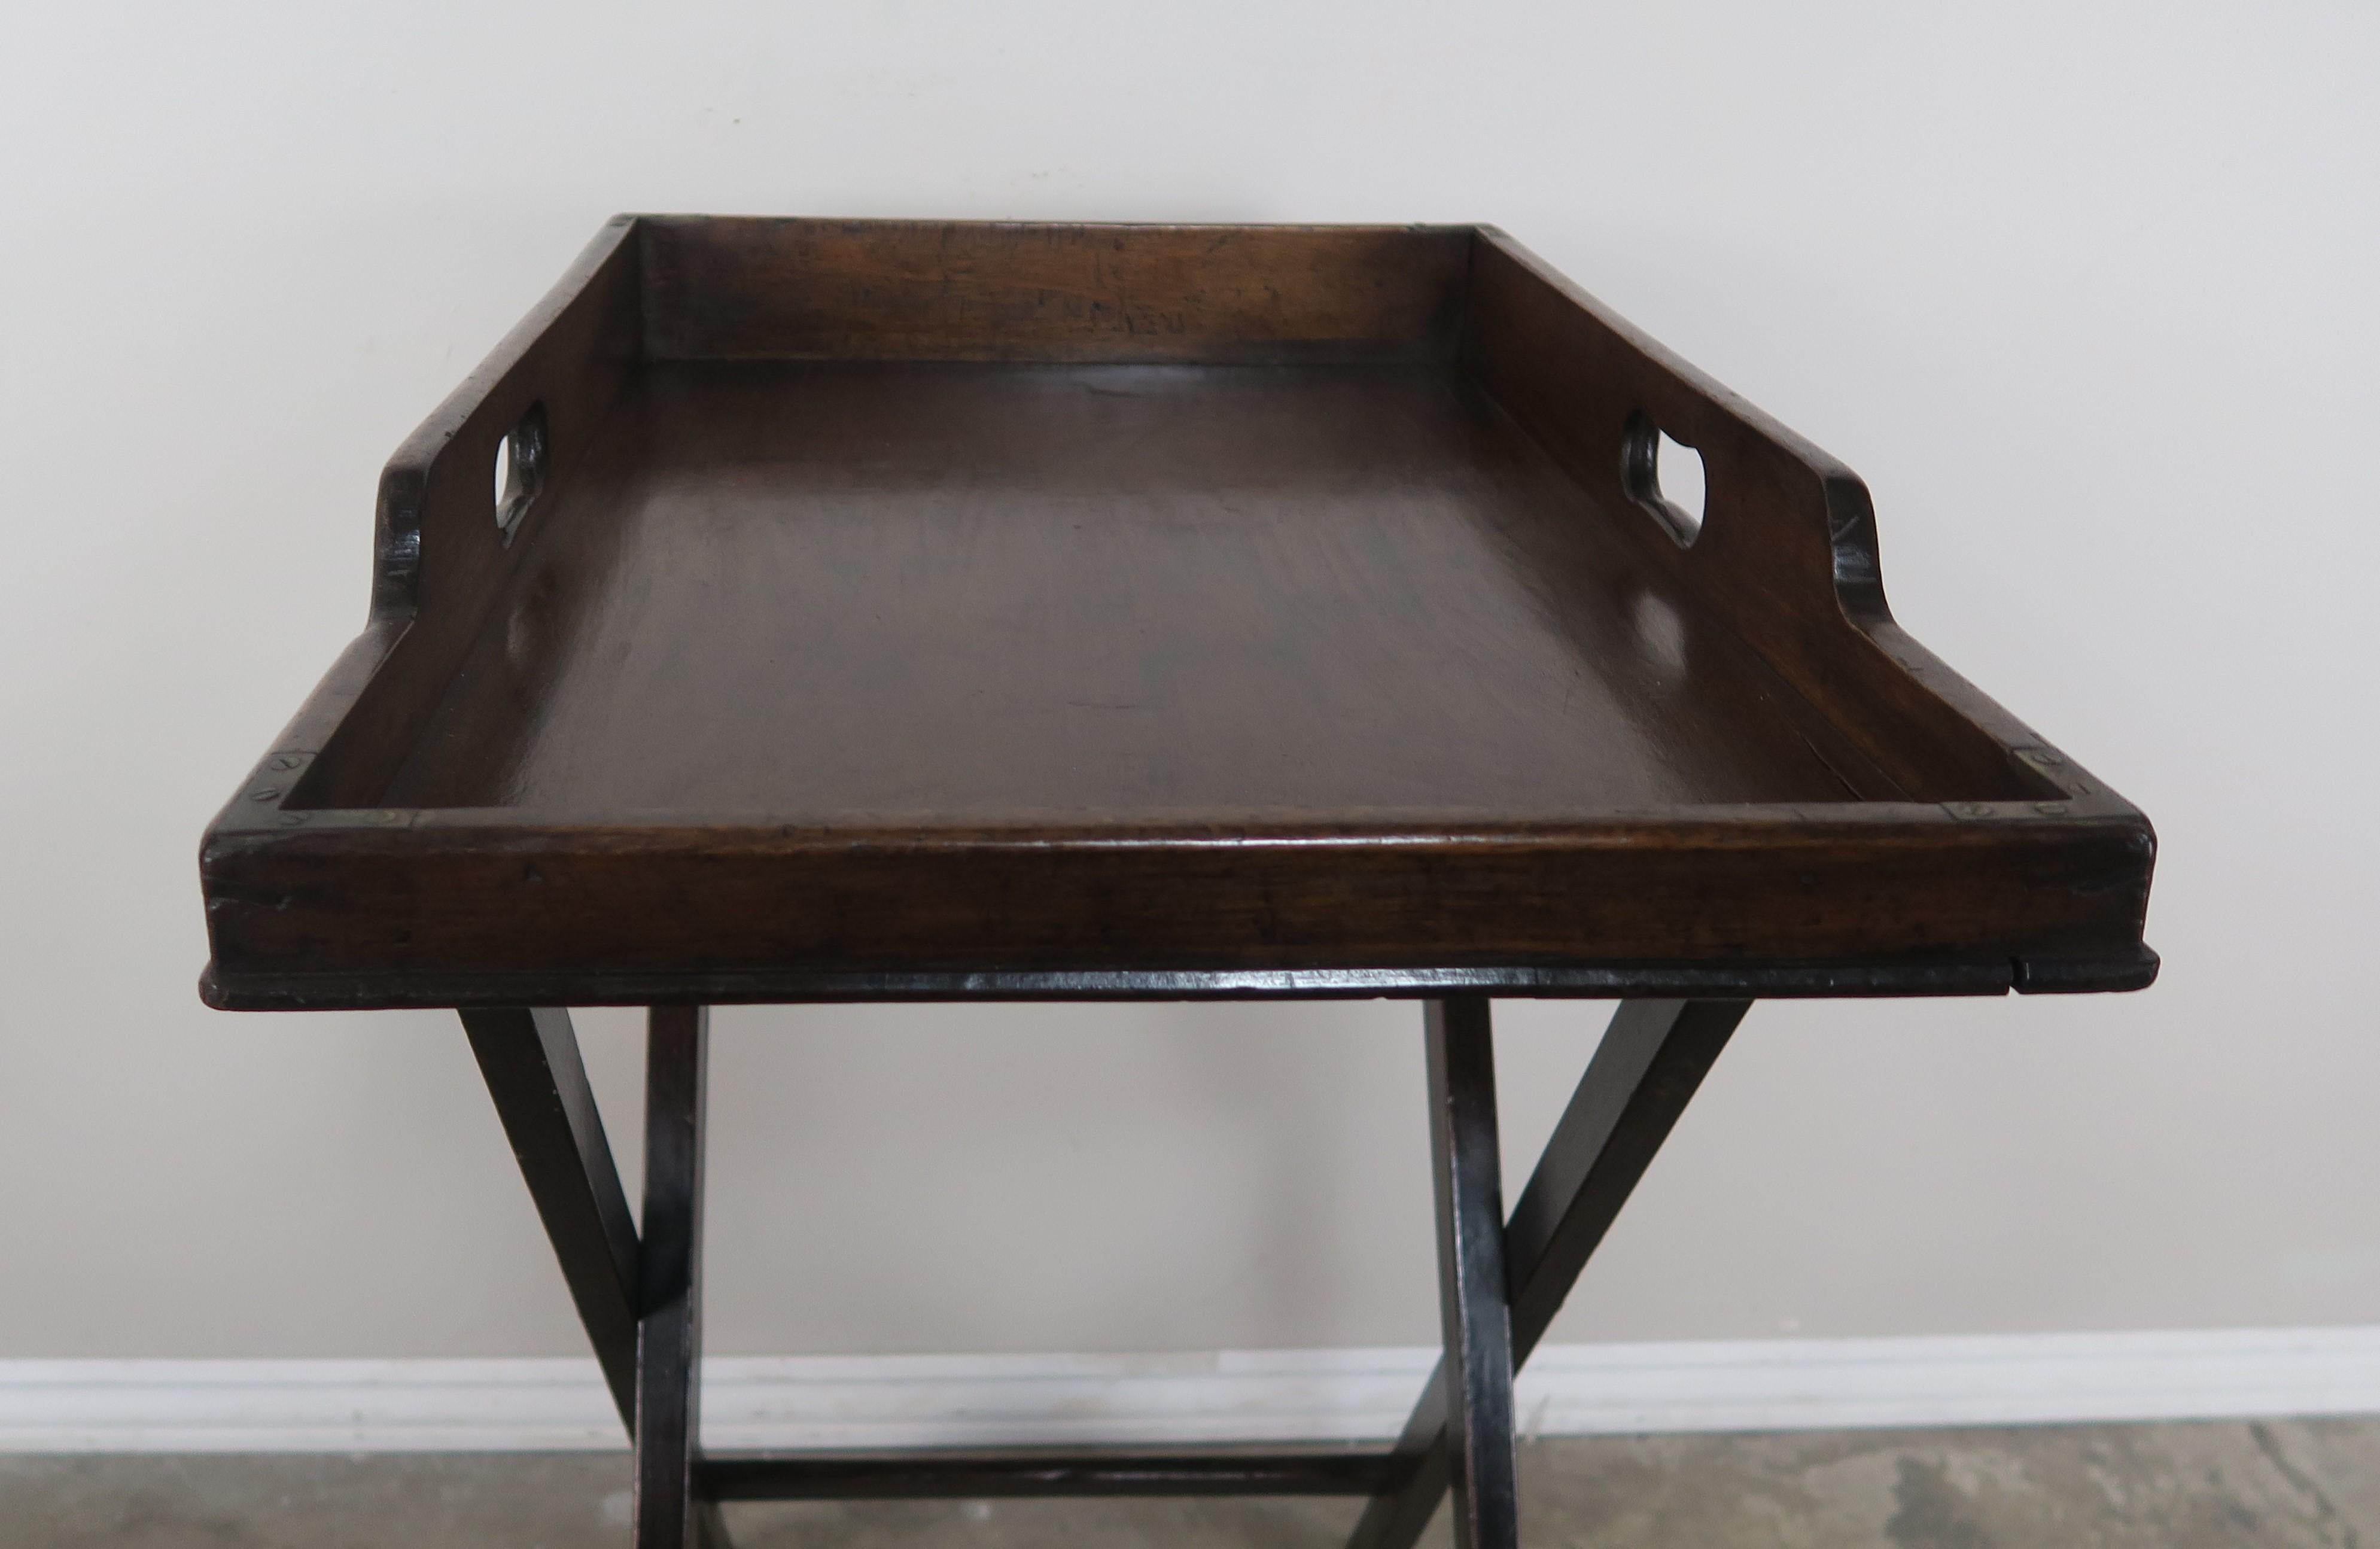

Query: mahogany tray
left=199, top=217, right=2156, bottom=1009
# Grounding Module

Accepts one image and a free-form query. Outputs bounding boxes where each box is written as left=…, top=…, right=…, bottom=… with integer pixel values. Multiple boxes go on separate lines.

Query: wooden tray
left=199, top=218, right=2156, bottom=1009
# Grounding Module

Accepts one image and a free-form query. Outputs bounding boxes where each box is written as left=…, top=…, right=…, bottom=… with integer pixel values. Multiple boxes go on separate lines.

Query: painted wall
left=1, top=2, right=2372, bottom=1360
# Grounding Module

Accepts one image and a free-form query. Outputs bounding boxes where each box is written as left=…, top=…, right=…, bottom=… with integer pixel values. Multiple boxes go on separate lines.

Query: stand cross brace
left=464, top=997, right=1746, bottom=1548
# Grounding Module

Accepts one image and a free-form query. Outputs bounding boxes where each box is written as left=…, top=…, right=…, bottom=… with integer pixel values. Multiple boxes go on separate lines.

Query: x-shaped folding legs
left=1349, top=997, right=1750, bottom=1549
left=461, top=997, right=1747, bottom=1549
left=461, top=1005, right=732, bottom=1548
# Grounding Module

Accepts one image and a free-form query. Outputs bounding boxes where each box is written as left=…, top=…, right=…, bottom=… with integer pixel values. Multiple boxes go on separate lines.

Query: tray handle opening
left=1621, top=413, right=1707, bottom=547
left=1462, top=227, right=2074, bottom=803
left=492, top=401, right=549, bottom=544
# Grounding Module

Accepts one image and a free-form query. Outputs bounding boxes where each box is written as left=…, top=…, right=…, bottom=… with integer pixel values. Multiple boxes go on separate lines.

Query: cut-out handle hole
left=1623, top=415, right=1706, bottom=546
left=1654, top=431, right=1705, bottom=535
left=491, top=402, right=549, bottom=541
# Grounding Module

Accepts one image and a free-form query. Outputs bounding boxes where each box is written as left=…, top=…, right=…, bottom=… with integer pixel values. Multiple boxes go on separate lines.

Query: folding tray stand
left=199, top=218, right=2158, bottom=1548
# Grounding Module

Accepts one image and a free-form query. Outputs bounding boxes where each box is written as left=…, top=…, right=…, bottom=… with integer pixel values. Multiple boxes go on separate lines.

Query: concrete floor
left=4, top=1420, right=2373, bottom=1547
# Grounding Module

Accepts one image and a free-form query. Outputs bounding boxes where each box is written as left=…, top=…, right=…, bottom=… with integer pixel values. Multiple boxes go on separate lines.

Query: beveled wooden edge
left=199, top=790, right=2153, bottom=998
left=199, top=946, right=2159, bottom=1012
left=217, top=792, right=2145, bottom=837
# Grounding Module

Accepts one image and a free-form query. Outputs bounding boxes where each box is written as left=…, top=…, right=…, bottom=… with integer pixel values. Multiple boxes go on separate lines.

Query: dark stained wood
left=1418, top=1000, right=1518, bottom=1549
left=376, top=361, right=1856, bottom=816
left=461, top=1007, right=642, bottom=1432
left=699, top=1446, right=1405, bottom=1500
left=635, top=1006, right=713, bottom=1549
left=296, top=219, right=646, bottom=815
left=200, top=810, right=2152, bottom=1000
left=197, top=218, right=2156, bottom=1010
left=204, top=956, right=2142, bottom=1012
left=1463, top=232, right=2065, bottom=804
left=1499, top=1000, right=1751, bottom=1356
left=1349, top=999, right=1748, bottom=1549
left=638, top=218, right=1471, bottom=364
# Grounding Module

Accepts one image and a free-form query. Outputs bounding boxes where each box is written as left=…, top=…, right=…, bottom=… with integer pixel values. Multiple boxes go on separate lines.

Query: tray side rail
left=1459, top=229, right=2144, bottom=833
left=266, top=216, right=648, bottom=812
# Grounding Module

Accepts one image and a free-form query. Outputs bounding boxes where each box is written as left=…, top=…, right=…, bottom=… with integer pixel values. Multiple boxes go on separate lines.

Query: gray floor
left=4, top=1420, right=2373, bottom=1547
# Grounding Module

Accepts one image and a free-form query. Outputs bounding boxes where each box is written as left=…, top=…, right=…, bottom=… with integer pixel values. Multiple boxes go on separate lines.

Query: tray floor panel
left=378, top=361, right=1856, bottom=819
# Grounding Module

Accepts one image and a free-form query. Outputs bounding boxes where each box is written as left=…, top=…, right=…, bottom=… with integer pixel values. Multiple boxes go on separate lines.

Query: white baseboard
left=6, top=1328, right=2378, bottom=1453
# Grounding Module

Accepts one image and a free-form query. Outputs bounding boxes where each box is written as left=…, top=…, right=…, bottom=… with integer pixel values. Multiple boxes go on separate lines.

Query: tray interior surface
left=366, top=358, right=1863, bottom=820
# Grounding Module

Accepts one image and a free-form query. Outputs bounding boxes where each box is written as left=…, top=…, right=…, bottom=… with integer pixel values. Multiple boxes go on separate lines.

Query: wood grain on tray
left=199, top=218, right=2155, bottom=1008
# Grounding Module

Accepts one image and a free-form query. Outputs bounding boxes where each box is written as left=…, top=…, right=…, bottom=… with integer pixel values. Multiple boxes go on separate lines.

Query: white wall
left=1, top=2, right=2373, bottom=1361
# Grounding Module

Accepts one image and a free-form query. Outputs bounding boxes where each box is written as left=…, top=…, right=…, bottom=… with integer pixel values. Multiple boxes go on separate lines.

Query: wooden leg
left=1423, top=998, right=1520, bottom=1549
left=636, top=1006, right=732, bottom=1549
left=462, top=1007, right=642, bottom=1433
left=1347, top=999, right=1750, bottom=1549
left=467, top=994, right=1736, bottom=1545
